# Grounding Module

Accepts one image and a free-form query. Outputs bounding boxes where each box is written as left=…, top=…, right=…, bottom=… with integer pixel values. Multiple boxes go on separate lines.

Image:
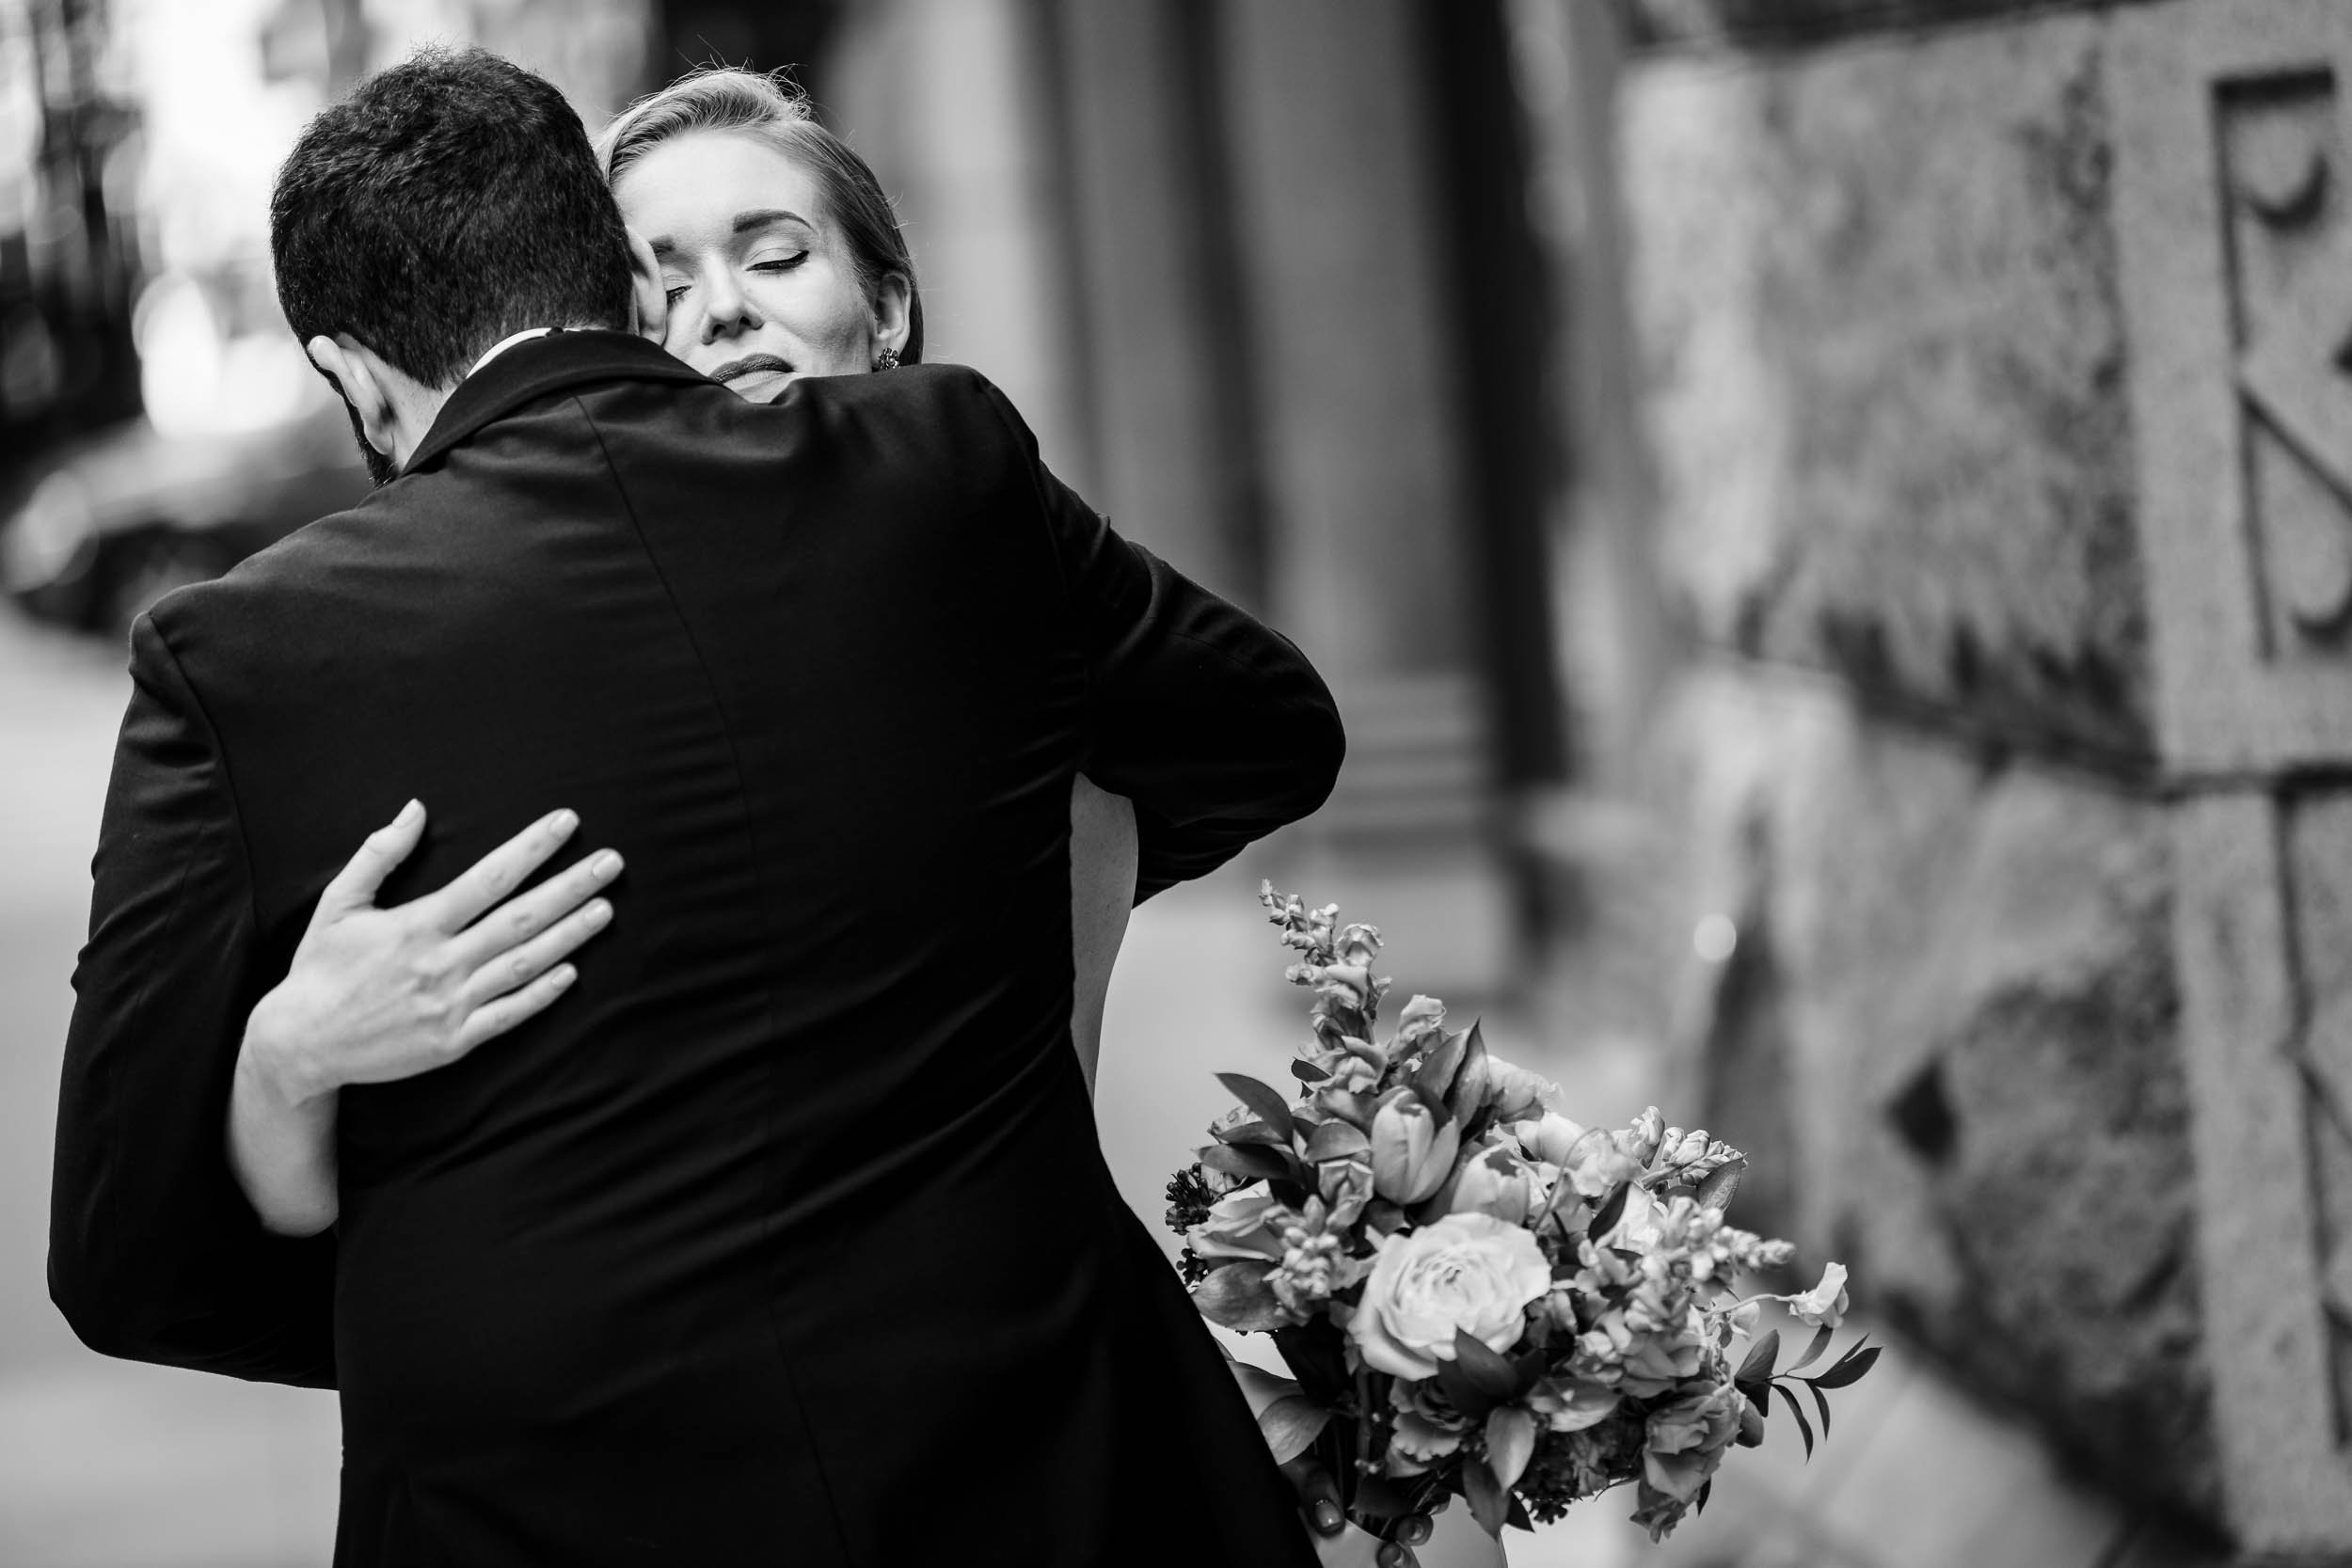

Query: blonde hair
left=596, top=70, right=923, bottom=362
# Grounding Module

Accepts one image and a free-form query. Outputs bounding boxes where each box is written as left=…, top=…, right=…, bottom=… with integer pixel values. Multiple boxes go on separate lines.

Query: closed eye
left=751, top=252, right=809, bottom=274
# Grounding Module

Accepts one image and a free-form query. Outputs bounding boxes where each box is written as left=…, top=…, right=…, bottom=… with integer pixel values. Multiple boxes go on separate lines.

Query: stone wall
left=1603, top=0, right=2352, bottom=1545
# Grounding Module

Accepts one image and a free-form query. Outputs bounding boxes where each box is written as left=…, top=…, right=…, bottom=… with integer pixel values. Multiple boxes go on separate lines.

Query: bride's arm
left=1068, top=777, right=1136, bottom=1096
left=228, top=802, right=623, bottom=1234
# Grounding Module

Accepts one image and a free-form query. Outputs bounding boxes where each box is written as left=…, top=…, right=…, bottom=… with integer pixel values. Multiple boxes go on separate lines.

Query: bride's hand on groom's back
left=241, top=800, right=622, bottom=1102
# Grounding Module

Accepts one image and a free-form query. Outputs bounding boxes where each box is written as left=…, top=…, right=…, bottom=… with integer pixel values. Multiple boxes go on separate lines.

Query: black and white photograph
left=0, top=0, right=2328, bottom=1564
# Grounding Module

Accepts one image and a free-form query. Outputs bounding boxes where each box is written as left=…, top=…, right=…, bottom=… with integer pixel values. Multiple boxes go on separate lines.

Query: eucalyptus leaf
left=1216, top=1072, right=1297, bottom=1145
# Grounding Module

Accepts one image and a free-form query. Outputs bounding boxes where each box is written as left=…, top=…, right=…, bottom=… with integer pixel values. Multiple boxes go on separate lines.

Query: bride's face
left=614, top=130, right=881, bottom=401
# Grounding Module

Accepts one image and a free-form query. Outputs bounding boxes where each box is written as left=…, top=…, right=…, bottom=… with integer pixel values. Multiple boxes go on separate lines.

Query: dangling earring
left=873, top=346, right=900, bottom=372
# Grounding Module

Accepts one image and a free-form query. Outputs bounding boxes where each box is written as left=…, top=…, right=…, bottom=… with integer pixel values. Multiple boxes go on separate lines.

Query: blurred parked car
left=2, top=399, right=371, bottom=639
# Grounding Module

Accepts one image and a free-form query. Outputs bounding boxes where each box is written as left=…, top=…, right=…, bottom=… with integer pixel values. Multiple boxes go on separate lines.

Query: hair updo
left=595, top=70, right=924, bottom=364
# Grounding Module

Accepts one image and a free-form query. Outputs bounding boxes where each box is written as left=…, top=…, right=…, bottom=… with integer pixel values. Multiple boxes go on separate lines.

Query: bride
left=227, top=64, right=1452, bottom=1568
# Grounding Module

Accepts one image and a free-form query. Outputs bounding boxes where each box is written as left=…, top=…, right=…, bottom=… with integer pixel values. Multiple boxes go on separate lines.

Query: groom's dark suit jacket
left=49, top=332, right=1337, bottom=1567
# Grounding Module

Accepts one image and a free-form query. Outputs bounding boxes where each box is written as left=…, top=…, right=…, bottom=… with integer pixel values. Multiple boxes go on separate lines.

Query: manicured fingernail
left=550, top=809, right=579, bottom=834
left=593, top=850, right=624, bottom=879
left=550, top=965, right=576, bottom=988
left=397, top=799, right=421, bottom=825
left=1312, top=1500, right=1343, bottom=1534
left=583, top=900, right=611, bottom=928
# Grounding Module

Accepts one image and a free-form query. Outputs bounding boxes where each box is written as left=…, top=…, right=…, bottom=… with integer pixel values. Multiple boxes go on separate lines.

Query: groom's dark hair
left=271, top=47, right=632, bottom=388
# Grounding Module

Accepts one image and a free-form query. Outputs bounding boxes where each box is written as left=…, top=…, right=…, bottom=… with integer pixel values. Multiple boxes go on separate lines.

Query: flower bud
left=1370, top=1092, right=1460, bottom=1205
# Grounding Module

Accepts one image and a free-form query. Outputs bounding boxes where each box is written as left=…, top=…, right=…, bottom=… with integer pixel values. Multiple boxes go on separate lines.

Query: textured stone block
left=1624, top=0, right=2167, bottom=49
left=1660, top=671, right=2216, bottom=1524
left=1620, top=15, right=2153, bottom=764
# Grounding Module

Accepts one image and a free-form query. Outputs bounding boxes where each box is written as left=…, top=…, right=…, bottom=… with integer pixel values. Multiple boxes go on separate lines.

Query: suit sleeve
left=979, top=382, right=1346, bottom=900
left=48, top=613, right=337, bottom=1387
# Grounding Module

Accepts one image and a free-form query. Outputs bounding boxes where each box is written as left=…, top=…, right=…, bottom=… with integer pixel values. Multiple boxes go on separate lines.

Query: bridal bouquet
left=1163, top=885, right=1877, bottom=1547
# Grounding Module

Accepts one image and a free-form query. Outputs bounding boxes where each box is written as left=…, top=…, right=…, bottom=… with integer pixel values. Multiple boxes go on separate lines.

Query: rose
left=1643, top=1384, right=1744, bottom=1500
left=1369, top=1089, right=1460, bottom=1204
left=1787, top=1261, right=1849, bottom=1329
left=1349, top=1212, right=1551, bottom=1378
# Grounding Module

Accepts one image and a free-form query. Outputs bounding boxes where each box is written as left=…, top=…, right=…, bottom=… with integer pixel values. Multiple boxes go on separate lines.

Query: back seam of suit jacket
left=566, top=392, right=865, bottom=1563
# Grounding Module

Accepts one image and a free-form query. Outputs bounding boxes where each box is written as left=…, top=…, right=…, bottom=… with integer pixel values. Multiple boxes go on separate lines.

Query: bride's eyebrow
left=732, top=209, right=811, bottom=235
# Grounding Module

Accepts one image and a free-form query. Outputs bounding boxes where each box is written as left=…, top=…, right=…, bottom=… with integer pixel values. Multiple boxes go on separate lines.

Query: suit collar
left=403, top=329, right=710, bottom=476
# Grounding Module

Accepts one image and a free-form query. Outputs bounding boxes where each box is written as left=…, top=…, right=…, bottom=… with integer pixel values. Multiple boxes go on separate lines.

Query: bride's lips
left=707, top=353, right=795, bottom=392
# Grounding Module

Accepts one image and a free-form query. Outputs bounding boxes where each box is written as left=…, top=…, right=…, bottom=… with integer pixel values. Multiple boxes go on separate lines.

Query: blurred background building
left=3, top=0, right=2344, bottom=1563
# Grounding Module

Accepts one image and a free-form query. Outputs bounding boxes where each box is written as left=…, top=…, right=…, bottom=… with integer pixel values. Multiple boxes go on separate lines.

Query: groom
left=50, top=47, right=1344, bottom=1568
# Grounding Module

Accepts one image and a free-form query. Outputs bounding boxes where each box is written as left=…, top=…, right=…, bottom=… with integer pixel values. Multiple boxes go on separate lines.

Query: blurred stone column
left=1046, top=0, right=1259, bottom=605
left=1211, top=0, right=1510, bottom=990
left=824, top=0, right=1095, bottom=494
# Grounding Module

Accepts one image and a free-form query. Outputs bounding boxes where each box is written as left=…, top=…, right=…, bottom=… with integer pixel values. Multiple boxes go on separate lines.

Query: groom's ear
left=306, top=335, right=398, bottom=459
left=624, top=229, right=667, bottom=344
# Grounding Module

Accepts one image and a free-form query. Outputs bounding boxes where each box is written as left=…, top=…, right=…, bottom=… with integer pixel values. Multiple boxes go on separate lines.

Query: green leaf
left=1411, top=1027, right=1469, bottom=1104
left=1505, top=1493, right=1534, bottom=1531
left=1443, top=1022, right=1491, bottom=1125
left=1193, top=1263, right=1290, bottom=1332
left=1735, top=1395, right=1766, bottom=1448
left=1811, top=1343, right=1881, bottom=1390
left=1773, top=1382, right=1816, bottom=1459
left=1787, top=1323, right=1836, bottom=1375
left=1289, top=1057, right=1333, bottom=1085
left=1808, top=1380, right=1833, bottom=1443
left=1693, top=1156, right=1745, bottom=1212
left=1348, top=1473, right=1418, bottom=1520
left=1693, top=1480, right=1713, bottom=1517
left=1586, top=1181, right=1629, bottom=1241
left=1737, top=1328, right=1781, bottom=1386
left=1212, top=1117, right=1288, bottom=1147
left=1461, top=1456, right=1510, bottom=1538
left=1450, top=1328, right=1523, bottom=1400
left=1216, top=1072, right=1297, bottom=1145
left=1303, top=1120, right=1371, bottom=1164
left=1485, top=1405, right=1538, bottom=1489
left=1257, top=1393, right=1332, bottom=1466
left=1434, top=1356, right=1500, bottom=1422
left=1198, top=1143, right=1290, bottom=1184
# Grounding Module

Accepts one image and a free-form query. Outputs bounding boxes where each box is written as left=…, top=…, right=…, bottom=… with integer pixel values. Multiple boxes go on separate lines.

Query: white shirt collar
left=467, top=327, right=559, bottom=379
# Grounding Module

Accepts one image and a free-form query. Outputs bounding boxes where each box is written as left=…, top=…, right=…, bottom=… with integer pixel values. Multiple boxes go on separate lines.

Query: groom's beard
left=341, top=398, right=401, bottom=488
